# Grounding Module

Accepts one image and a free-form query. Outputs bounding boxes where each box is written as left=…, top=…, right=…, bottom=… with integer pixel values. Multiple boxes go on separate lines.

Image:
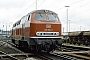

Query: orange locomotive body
left=12, top=10, right=62, bottom=52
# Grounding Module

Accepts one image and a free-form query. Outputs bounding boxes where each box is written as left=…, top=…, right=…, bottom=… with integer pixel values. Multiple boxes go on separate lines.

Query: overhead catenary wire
left=16, top=0, right=27, bottom=12
left=11, top=0, right=84, bottom=22
left=45, top=0, right=59, bottom=7
left=10, top=1, right=36, bottom=22
left=64, top=0, right=90, bottom=22
left=55, top=0, right=84, bottom=11
left=70, top=0, right=83, bottom=5
left=11, top=0, right=46, bottom=22
left=10, top=0, right=89, bottom=22
left=54, top=0, right=85, bottom=21
left=55, top=0, right=90, bottom=21
left=17, top=1, right=36, bottom=15
left=64, top=0, right=90, bottom=14
left=11, top=0, right=90, bottom=23
left=9, top=0, right=27, bottom=21
left=38, top=0, right=45, bottom=8
left=54, top=0, right=90, bottom=31
left=69, top=1, right=90, bottom=14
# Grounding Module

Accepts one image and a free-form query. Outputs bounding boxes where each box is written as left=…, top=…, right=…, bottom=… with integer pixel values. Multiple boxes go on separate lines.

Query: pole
left=65, top=6, right=70, bottom=33
left=67, top=8, right=68, bottom=32
left=36, top=0, right=37, bottom=9
left=68, top=20, right=70, bottom=32
left=63, top=27, right=64, bottom=33
left=6, top=24, right=7, bottom=37
left=80, top=26, right=82, bottom=31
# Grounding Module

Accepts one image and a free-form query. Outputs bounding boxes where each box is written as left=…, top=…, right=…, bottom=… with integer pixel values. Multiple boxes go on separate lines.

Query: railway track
left=52, top=44, right=90, bottom=60
left=0, top=51, right=33, bottom=60
left=53, top=50, right=90, bottom=60
left=36, top=51, right=88, bottom=60
left=0, top=39, right=90, bottom=60
left=0, top=40, right=24, bottom=53
left=35, top=52, right=59, bottom=60
left=0, top=40, right=31, bottom=60
left=35, top=44, right=90, bottom=60
left=0, top=41, right=6, bottom=47
left=0, top=51, right=20, bottom=60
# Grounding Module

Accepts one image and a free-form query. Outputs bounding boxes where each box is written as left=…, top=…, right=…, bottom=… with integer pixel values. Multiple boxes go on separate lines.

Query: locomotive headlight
left=36, top=32, right=40, bottom=36
left=53, top=32, right=59, bottom=36
left=40, top=33, right=42, bottom=35
left=56, top=32, right=59, bottom=36
left=36, top=32, right=59, bottom=36
left=36, top=32, right=43, bottom=36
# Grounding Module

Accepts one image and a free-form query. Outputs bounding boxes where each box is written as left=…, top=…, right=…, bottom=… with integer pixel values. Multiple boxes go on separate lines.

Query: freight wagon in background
left=66, top=31, right=90, bottom=46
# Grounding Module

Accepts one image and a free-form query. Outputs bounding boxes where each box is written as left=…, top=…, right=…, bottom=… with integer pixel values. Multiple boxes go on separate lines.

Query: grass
left=63, top=43, right=87, bottom=47
left=0, top=47, right=6, bottom=52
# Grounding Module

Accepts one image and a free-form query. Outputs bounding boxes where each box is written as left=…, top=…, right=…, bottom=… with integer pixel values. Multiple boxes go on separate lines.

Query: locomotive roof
left=13, top=9, right=57, bottom=28
left=30, top=9, right=56, bottom=14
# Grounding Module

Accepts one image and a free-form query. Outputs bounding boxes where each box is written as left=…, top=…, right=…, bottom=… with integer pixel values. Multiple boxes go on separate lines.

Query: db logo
left=46, top=24, right=51, bottom=28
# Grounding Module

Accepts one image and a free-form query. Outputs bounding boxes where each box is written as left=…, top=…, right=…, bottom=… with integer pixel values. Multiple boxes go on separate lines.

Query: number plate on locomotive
left=46, top=24, right=51, bottom=28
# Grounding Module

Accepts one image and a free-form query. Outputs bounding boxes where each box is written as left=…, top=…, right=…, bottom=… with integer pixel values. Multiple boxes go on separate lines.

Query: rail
left=0, top=51, right=19, bottom=60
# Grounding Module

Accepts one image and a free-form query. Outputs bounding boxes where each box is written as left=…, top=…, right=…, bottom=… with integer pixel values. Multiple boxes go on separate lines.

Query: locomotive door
left=22, top=23, right=25, bottom=39
left=24, top=21, right=30, bottom=38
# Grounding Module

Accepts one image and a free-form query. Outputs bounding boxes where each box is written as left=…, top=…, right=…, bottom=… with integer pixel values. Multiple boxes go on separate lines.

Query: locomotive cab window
left=35, top=13, right=46, bottom=20
left=48, top=13, right=58, bottom=21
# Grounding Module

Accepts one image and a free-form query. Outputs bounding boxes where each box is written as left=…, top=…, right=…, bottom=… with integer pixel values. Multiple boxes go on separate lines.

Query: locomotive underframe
left=12, top=37, right=62, bottom=52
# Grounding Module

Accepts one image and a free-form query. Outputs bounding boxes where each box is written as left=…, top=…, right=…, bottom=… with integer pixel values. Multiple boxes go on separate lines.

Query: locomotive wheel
left=78, top=43, right=81, bottom=46
left=29, top=45, right=37, bottom=52
left=19, top=41, right=28, bottom=49
left=45, top=44, right=51, bottom=52
left=73, top=42, right=76, bottom=45
left=37, top=44, right=43, bottom=52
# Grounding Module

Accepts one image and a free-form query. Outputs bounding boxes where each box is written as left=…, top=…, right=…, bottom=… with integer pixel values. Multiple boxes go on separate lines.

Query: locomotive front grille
left=36, top=32, right=59, bottom=36
left=44, top=33, right=53, bottom=35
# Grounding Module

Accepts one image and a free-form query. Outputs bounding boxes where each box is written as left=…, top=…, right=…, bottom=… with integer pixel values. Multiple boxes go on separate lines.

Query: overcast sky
left=0, top=0, right=90, bottom=32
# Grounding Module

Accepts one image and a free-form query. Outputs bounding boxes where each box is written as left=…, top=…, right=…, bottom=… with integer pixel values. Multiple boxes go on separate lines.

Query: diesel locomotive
left=11, top=10, right=62, bottom=52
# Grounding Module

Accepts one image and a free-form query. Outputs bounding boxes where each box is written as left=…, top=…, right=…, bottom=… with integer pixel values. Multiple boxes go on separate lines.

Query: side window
left=21, top=17, right=25, bottom=24
left=25, top=16, right=28, bottom=21
left=13, top=23, right=17, bottom=27
left=17, top=20, right=21, bottom=26
left=28, top=15, right=30, bottom=21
